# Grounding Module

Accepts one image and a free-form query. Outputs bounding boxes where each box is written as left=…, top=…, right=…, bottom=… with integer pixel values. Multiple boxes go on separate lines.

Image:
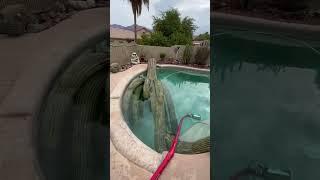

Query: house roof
left=126, top=25, right=152, bottom=32
left=110, top=27, right=141, bottom=40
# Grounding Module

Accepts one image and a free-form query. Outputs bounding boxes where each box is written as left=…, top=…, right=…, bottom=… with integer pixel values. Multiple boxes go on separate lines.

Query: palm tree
left=127, top=0, right=149, bottom=42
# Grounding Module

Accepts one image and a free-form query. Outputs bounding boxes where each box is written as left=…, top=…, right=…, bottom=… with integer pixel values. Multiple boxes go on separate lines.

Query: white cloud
left=110, top=0, right=210, bottom=34
left=175, top=0, right=209, bottom=12
left=174, top=0, right=210, bottom=34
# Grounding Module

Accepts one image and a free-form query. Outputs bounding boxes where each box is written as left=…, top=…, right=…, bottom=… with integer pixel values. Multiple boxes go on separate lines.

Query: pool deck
left=110, top=64, right=210, bottom=180
left=0, top=8, right=106, bottom=180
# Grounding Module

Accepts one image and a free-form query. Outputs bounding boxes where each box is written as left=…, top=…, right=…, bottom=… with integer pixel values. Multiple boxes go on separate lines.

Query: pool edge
left=110, top=64, right=210, bottom=174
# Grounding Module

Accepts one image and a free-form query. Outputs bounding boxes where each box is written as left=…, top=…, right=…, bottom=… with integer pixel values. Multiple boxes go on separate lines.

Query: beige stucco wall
left=110, top=44, right=210, bottom=66
left=142, top=45, right=176, bottom=60
left=174, top=45, right=210, bottom=65
left=110, top=45, right=175, bottom=65
left=111, top=39, right=135, bottom=46
left=110, top=44, right=136, bottom=65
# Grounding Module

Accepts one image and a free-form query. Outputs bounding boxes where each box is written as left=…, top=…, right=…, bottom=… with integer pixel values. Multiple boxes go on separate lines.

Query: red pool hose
left=150, top=114, right=190, bottom=180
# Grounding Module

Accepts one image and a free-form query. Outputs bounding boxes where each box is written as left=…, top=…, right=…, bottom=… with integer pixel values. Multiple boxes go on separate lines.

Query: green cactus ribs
left=36, top=40, right=107, bottom=180
left=123, top=59, right=210, bottom=154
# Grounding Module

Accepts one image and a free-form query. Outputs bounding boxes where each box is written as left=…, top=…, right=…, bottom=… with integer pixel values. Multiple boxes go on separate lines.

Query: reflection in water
left=212, top=32, right=320, bottom=180
left=126, top=69, right=210, bottom=150
left=158, top=69, right=210, bottom=134
left=159, top=70, right=209, bottom=86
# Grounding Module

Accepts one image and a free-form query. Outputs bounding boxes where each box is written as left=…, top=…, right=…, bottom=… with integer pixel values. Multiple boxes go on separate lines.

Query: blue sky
left=110, top=0, right=210, bottom=35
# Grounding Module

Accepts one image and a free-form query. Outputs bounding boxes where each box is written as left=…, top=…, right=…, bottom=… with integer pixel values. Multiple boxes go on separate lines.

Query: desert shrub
left=194, top=32, right=210, bottom=41
left=169, top=32, right=192, bottom=46
left=195, top=47, right=210, bottom=65
left=138, top=32, right=170, bottom=47
left=182, top=44, right=193, bottom=64
left=160, top=53, right=166, bottom=60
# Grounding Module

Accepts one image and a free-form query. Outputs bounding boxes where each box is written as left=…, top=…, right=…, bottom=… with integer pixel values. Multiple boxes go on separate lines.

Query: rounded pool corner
left=122, top=65, right=210, bottom=151
left=110, top=64, right=211, bottom=173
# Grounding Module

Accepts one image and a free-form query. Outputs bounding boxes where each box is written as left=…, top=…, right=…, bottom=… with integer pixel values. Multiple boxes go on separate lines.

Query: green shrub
left=182, top=44, right=193, bottom=64
left=138, top=31, right=170, bottom=47
left=137, top=8, right=197, bottom=47
left=160, top=53, right=166, bottom=60
left=194, top=32, right=210, bottom=41
left=194, top=47, right=210, bottom=65
left=139, top=31, right=192, bottom=47
left=169, top=32, right=192, bottom=46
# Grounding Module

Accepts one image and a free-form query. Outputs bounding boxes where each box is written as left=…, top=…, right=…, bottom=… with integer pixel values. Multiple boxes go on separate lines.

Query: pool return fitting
left=150, top=113, right=202, bottom=180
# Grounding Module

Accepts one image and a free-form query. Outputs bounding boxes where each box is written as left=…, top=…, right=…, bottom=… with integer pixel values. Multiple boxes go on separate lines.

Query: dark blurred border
left=211, top=1, right=320, bottom=180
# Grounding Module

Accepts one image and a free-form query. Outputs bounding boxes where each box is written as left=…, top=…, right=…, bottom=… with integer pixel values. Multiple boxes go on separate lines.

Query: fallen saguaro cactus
left=142, top=58, right=168, bottom=152
left=143, top=58, right=157, bottom=99
left=122, top=76, right=144, bottom=113
left=125, top=58, right=210, bottom=154
left=130, top=84, right=144, bottom=125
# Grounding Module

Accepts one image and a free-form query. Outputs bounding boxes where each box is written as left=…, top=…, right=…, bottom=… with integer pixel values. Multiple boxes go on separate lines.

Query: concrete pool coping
left=110, top=64, right=210, bottom=179
left=212, top=12, right=320, bottom=47
left=157, top=64, right=210, bottom=73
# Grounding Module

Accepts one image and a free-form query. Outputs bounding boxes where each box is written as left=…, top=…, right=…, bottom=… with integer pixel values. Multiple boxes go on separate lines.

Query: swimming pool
left=122, top=67, right=210, bottom=152
left=212, top=30, right=320, bottom=179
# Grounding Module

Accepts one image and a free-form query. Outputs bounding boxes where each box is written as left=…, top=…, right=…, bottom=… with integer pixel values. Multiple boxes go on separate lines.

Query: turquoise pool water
left=124, top=68, right=210, bottom=150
